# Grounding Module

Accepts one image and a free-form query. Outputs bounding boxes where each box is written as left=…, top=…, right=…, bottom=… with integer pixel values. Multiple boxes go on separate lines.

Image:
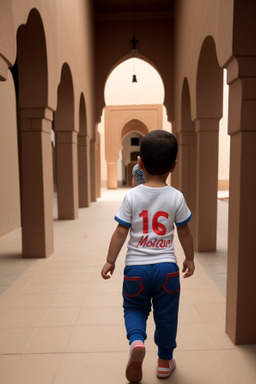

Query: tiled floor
left=0, top=188, right=255, bottom=384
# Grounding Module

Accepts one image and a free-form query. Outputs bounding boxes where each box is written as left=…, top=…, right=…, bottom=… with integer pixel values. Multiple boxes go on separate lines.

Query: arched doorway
left=120, top=120, right=147, bottom=187
left=100, top=58, right=171, bottom=189
left=104, top=105, right=162, bottom=188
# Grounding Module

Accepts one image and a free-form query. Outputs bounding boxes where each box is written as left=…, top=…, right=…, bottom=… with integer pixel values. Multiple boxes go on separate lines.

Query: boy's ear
left=137, top=156, right=144, bottom=170
left=170, top=161, right=177, bottom=173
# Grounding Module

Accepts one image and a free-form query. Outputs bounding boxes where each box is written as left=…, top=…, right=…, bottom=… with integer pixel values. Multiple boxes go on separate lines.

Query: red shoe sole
left=126, top=346, right=145, bottom=383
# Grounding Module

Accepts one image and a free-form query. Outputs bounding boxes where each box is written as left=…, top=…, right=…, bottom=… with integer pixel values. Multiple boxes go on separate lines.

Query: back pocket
left=124, top=276, right=144, bottom=297
left=162, top=271, right=180, bottom=294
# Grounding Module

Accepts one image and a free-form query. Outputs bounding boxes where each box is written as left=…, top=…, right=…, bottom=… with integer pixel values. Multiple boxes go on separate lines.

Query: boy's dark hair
left=140, top=130, right=178, bottom=175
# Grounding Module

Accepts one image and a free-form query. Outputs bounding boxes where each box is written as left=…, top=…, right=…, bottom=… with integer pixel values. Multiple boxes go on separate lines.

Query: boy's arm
left=101, top=223, right=129, bottom=279
left=176, top=223, right=195, bottom=278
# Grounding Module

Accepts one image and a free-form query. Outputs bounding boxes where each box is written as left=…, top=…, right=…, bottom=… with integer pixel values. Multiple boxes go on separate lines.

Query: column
left=178, top=131, right=197, bottom=241
left=20, top=107, right=54, bottom=258
left=78, top=134, right=90, bottom=207
left=90, top=140, right=97, bottom=201
left=194, top=118, right=219, bottom=251
left=56, top=131, right=78, bottom=219
left=107, top=162, right=118, bottom=189
left=226, top=57, right=256, bottom=344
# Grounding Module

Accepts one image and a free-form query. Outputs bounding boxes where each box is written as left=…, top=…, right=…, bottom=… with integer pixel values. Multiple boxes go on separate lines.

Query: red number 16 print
left=139, top=210, right=169, bottom=236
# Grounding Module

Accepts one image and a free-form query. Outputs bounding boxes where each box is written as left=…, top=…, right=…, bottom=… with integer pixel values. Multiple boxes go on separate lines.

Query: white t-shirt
left=115, top=184, right=191, bottom=266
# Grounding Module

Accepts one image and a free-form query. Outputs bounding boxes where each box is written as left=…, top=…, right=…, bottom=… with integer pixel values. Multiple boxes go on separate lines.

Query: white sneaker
left=125, top=340, right=145, bottom=383
left=156, top=359, right=176, bottom=378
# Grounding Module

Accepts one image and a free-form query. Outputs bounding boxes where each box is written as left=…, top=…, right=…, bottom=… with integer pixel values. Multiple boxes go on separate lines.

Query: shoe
left=156, top=359, right=176, bottom=379
left=125, top=340, right=145, bottom=383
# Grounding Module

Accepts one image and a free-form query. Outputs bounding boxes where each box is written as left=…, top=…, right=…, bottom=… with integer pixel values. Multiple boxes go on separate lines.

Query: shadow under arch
left=196, top=35, right=223, bottom=119
left=17, top=8, right=48, bottom=107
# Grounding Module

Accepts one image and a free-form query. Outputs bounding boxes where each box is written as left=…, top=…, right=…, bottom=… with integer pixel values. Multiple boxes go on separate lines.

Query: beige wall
left=0, top=75, right=21, bottom=236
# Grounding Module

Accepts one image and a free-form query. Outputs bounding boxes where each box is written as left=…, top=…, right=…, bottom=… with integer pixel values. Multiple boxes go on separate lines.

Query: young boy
left=131, top=163, right=146, bottom=187
left=101, top=130, right=195, bottom=383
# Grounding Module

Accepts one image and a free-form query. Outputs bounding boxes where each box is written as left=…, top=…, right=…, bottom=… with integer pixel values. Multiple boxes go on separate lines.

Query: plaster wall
left=0, top=75, right=20, bottom=236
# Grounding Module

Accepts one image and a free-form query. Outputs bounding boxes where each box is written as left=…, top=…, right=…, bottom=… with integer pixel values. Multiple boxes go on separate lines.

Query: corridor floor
left=0, top=188, right=255, bottom=384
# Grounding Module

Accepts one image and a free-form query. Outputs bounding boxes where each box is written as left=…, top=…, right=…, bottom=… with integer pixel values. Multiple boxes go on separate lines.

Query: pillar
left=56, top=131, right=78, bottom=219
left=20, top=107, right=54, bottom=258
left=178, top=131, right=197, bottom=241
left=78, top=134, right=90, bottom=207
left=226, top=57, right=256, bottom=344
left=194, top=118, right=219, bottom=251
left=90, top=140, right=97, bottom=201
left=107, top=162, right=118, bottom=189
left=97, top=133, right=101, bottom=198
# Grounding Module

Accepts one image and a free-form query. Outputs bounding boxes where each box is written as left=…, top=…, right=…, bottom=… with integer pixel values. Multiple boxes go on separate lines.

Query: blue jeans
left=123, top=263, right=180, bottom=360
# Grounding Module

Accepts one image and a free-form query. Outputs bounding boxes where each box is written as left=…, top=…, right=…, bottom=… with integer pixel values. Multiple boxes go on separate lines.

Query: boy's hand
left=182, top=259, right=195, bottom=278
left=101, top=262, right=115, bottom=279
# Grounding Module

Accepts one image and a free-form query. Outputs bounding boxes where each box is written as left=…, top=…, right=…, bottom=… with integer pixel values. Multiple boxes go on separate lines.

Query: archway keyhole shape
left=101, top=58, right=171, bottom=189
left=54, top=63, right=78, bottom=220
left=120, top=119, right=147, bottom=186
left=17, top=8, right=48, bottom=107
left=196, top=36, right=223, bottom=119
left=78, top=93, right=91, bottom=208
left=104, top=58, right=165, bottom=105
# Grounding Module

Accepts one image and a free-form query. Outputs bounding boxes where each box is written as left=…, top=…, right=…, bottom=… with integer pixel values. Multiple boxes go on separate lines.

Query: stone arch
left=14, top=8, right=54, bottom=258
left=104, top=55, right=165, bottom=97
left=120, top=120, right=149, bottom=186
left=105, top=105, right=162, bottom=189
left=79, top=93, right=87, bottom=136
left=55, top=64, right=75, bottom=132
left=55, top=63, right=78, bottom=219
left=194, top=36, right=223, bottom=251
left=196, top=36, right=223, bottom=119
left=78, top=93, right=91, bottom=207
left=121, top=119, right=148, bottom=140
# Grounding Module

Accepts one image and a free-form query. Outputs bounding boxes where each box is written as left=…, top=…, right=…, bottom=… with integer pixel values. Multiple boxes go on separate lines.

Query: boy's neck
left=143, top=171, right=169, bottom=188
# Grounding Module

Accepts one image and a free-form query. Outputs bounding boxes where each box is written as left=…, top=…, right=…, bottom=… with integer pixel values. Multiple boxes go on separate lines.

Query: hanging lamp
left=130, top=1, right=138, bottom=82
